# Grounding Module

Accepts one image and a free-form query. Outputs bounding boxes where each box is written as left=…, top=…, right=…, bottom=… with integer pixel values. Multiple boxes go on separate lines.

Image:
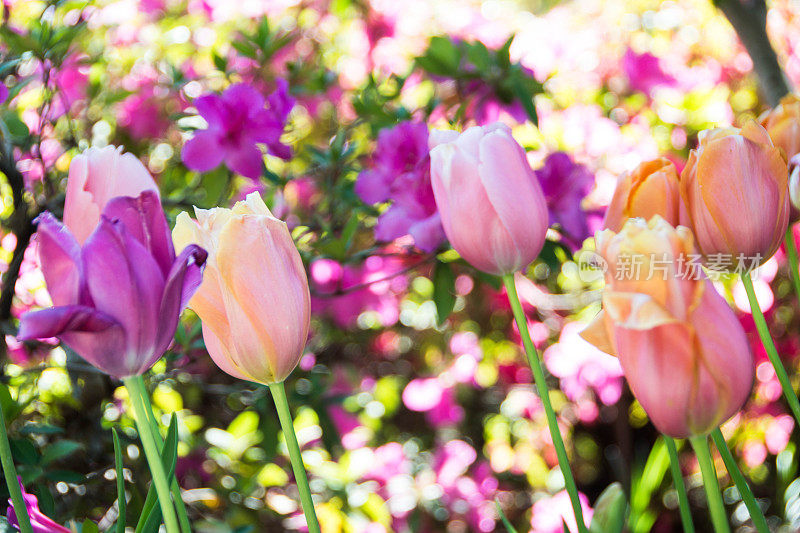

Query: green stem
left=502, top=275, right=587, bottom=533
left=690, top=435, right=731, bottom=533
left=664, top=436, right=695, bottom=533
left=710, top=428, right=769, bottom=533
left=269, top=381, right=321, bottom=533
left=741, top=272, right=800, bottom=424
left=123, top=377, right=180, bottom=533
left=785, top=228, right=800, bottom=306
left=0, top=401, right=32, bottom=533
left=133, top=376, right=192, bottom=533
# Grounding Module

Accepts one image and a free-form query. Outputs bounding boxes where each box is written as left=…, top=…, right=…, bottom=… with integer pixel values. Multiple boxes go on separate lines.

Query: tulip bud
left=603, top=158, right=682, bottom=232
left=18, top=192, right=207, bottom=378
left=582, top=217, right=754, bottom=437
left=173, top=193, right=310, bottom=385
left=428, top=123, right=549, bottom=276
left=64, top=146, right=160, bottom=245
left=760, top=94, right=800, bottom=159
left=679, top=120, right=789, bottom=269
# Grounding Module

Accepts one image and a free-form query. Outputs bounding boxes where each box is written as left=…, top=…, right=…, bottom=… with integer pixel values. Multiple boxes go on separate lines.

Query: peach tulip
left=760, top=94, right=800, bottom=159
left=679, top=121, right=789, bottom=269
left=172, top=193, right=310, bottom=385
left=428, top=123, right=548, bottom=275
left=64, top=146, right=160, bottom=244
left=603, top=158, right=682, bottom=232
left=582, top=217, right=754, bottom=437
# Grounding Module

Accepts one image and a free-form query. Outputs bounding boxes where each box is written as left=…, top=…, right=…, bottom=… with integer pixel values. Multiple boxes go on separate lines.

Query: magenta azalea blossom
left=535, top=152, right=597, bottom=250
left=355, top=121, right=445, bottom=252
left=17, top=191, right=207, bottom=378
left=7, top=479, right=71, bottom=533
left=181, top=81, right=294, bottom=179
left=0, top=83, right=8, bottom=105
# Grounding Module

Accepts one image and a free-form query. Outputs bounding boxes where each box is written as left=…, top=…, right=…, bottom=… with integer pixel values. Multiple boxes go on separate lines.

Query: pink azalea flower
left=355, top=121, right=445, bottom=252
left=182, top=81, right=294, bottom=179
left=544, top=322, right=624, bottom=411
left=531, top=490, right=593, bottom=533
left=622, top=49, right=677, bottom=96
left=402, top=377, right=463, bottom=427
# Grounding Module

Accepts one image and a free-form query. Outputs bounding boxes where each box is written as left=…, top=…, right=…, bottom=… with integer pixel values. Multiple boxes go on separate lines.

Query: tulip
left=17, top=191, right=207, bottom=378
left=679, top=120, right=789, bottom=269
left=790, top=154, right=800, bottom=214
left=582, top=217, right=753, bottom=437
left=172, top=192, right=310, bottom=385
left=760, top=94, right=800, bottom=159
left=428, top=123, right=548, bottom=275
left=603, top=158, right=682, bottom=232
left=64, top=145, right=159, bottom=245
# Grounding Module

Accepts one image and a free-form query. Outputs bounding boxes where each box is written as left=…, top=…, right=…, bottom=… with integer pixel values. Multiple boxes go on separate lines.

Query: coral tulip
left=760, top=94, right=800, bottom=159
left=603, top=158, right=682, bottom=232
left=172, top=192, right=310, bottom=385
left=429, top=123, right=548, bottom=275
left=17, top=192, right=207, bottom=378
left=64, top=145, right=160, bottom=245
left=679, top=120, right=789, bottom=269
left=582, top=217, right=754, bottom=437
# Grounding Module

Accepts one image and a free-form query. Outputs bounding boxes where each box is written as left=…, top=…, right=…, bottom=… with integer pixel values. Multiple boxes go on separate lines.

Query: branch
left=714, top=0, right=792, bottom=106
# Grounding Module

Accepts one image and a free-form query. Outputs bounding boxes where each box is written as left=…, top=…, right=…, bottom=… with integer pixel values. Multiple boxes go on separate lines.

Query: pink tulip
left=172, top=193, right=310, bottom=385
left=582, top=217, right=754, bottom=437
left=429, top=123, right=548, bottom=275
left=603, top=158, right=682, bottom=232
left=64, top=146, right=159, bottom=244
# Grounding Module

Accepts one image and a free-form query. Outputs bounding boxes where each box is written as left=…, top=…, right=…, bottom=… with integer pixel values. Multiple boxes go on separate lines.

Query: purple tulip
left=181, top=81, right=295, bottom=179
left=7, top=478, right=71, bottom=533
left=17, top=191, right=207, bottom=378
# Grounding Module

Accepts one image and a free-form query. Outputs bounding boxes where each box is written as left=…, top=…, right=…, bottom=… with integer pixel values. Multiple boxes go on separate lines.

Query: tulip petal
left=154, top=244, right=208, bottom=361
left=580, top=311, right=616, bottom=356
left=102, top=191, right=175, bottom=275
left=63, top=152, right=102, bottom=245
left=83, top=217, right=165, bottom=370
left=182, top=131, right=224, bottom=172
left=603, top=291, right=678, bottom=330
left=478, top=129, right=548, bottom=263
left=18, top=305, right=127, bottom=377
left=200, top=322, right=254, bottom=382
left=34, top=212, right=83, bottom=306
left=216, top=214, right=310, bottom=383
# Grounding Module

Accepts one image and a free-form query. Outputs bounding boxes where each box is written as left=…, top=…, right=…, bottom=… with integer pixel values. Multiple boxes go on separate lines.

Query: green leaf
left=417, top=36, right=461, bottom=76
left=41, top=440, right=82, bottom=466
left=18, top=424, right=63, bottom=436
left=432, top=260, right=456, bottom=325
left=113, top=428, right=127, bottom=533
left=589, top=482, right=627, bottom=533
left=135, top=415, right=179, bottom=533
left=212, top=53, right=227, bottom=73
left=630, top=437, right=669, bottom=533
left=80, top=519, right=100, bottom=533
left=495, top=499, right=518, bottom=533
left=466, top=42, right=492, bottom=74
left=508, top=70, right=538, bottom=126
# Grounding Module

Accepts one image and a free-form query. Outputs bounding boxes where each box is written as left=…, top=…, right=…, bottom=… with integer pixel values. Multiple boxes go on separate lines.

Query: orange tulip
left=173, top=193, right=310, bottom=385
left=679, top=120, right=789, bottom=269
left=760, top=94, right=800, bottom=159
left=582, top=217, right=754, bottom=437
left=603, top=158, right=682, bottom=232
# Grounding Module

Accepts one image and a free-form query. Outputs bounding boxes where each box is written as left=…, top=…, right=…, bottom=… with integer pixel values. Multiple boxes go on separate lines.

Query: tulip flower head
left=18, top=191, right=207, bottom=378
left=173, top=193, right=311, bottom=385
left=429, top=122, right=549, bottom=276
left=760, top=94, right=800, bottom=159
left=679, top=120, right=789, bottom=270
left=582, top=216, right=754, bottom=437
left=64, top=145, right=160, bottom=245
left=603, top=158, right=682, bottom=232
